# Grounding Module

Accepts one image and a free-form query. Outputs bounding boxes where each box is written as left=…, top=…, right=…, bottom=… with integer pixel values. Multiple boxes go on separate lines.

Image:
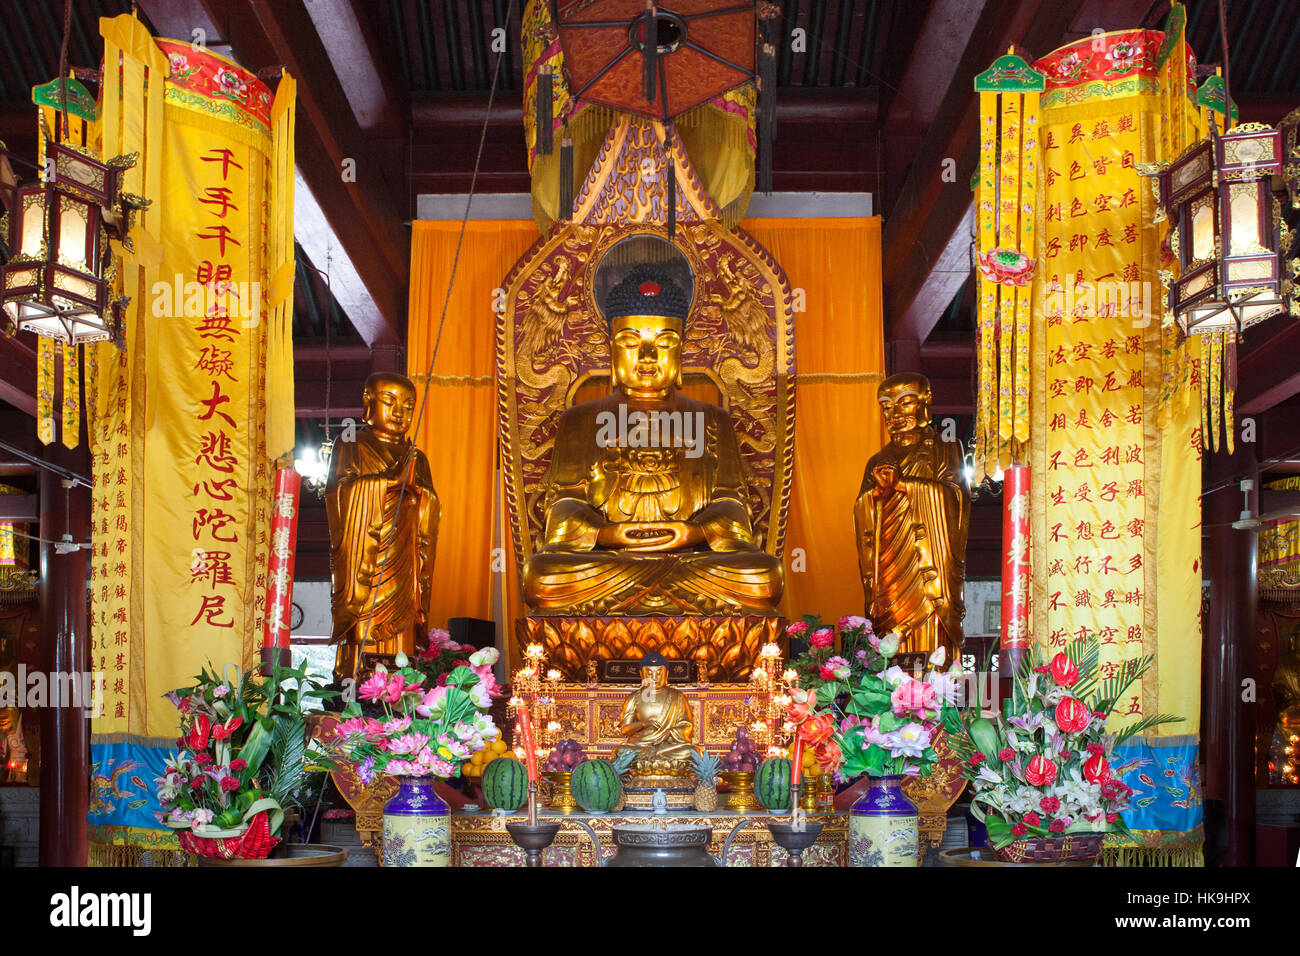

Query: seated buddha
left=522, top=265, right=784, bottom=617
left=613, top=653, right=700, bottom=774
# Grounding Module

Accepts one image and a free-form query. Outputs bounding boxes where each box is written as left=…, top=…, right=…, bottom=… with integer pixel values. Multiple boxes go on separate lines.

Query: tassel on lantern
left=665, top=136, right=676, bottom=239
left=537, top=64, right=553, bottom=156
left=559, top=132, right=573, bottom=221
left=643, top=2, right=658, bottom=104
left=758, top=40, right=776, bottom=194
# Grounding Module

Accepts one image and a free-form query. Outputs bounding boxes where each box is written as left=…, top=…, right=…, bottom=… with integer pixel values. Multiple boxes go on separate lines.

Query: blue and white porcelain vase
left=849, top=774, right=919, bottom=867
left=382, top=775, right=451, bottom=867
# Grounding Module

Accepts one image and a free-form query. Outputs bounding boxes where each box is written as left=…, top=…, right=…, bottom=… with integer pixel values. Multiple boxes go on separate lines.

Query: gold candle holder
left=543, top=770, right=578, bottom=813
left=801, top=776, right=820, bottom=812
left=720, top=771, right=759, bottom=813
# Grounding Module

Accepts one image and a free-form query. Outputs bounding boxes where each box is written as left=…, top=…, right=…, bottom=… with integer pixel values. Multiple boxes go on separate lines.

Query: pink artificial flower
left=358, top=673, right=388, bottom=702
left=786, top=621, right=810, bottom=637
left=837, top=615, right=870, bottom=632
left=382, top=716, right=412, bottom=736
left=891, top=679, right=937, bottom=718
left=388, top=732, right=432, bottom=756
left=810, top=628, right=835, bottom=649
left=416, top=685, right=449, bottom=718
left=819, top=655, right=850, bottom=680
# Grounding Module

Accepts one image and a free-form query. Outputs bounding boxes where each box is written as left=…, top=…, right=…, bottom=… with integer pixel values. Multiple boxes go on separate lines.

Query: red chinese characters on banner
left=189, top=146, right=247, bottom=633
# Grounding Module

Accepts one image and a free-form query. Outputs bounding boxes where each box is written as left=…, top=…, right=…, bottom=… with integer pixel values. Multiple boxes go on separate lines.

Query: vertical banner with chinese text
left=1030, top=31, right=1204, bottom=865
left=88, top=25, right=294, bottom=859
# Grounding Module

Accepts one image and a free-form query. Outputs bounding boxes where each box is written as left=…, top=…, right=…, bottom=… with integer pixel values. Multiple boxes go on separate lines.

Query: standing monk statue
left=326, top=372, right=439, bottom=684
left=855, top=373, right=969, bottom=658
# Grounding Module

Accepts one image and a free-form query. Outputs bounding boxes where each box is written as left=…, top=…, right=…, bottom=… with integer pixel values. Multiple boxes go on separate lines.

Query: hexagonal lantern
left=1158, top=122, right=1289, bottom=335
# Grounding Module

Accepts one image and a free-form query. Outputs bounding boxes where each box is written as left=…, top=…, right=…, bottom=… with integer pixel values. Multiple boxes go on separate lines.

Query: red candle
left=791, top=734, right=803, bottom=786
left=517, top=708, right=538, bottom=782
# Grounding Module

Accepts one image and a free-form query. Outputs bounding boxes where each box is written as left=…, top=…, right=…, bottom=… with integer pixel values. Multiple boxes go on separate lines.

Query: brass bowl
left=719, top=770, right=759, bottom=813
left=543, top=770, right=578, bottom=813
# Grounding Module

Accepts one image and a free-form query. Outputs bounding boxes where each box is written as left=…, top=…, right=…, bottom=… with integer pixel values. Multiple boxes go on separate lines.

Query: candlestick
left=791, top=735, right=803, bottom=786
left=517, top=708, right=539, bottom=782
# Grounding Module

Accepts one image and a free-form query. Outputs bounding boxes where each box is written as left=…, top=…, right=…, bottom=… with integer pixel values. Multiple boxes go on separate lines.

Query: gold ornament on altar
left=612, top=651, right=700, bottom=776
left=326, top=372, right=440, bottom=683
left=521, top=263, right=783, bottom=617
left=855, top=373, right=969, bottom=659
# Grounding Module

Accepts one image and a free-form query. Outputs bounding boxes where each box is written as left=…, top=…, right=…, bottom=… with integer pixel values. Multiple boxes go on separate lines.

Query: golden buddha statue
left=614, top=653, right=700, bottom=773
left=854, top=372, right=969, bottom=658
left=522, top=265, right=783, bottom=616
left=326, top=371, right=440, bottom=683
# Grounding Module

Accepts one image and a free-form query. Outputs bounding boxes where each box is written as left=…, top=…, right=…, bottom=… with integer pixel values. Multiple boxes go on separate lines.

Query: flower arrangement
left=156, top=660, right=335, bottom=856
left=784, top=615, right=963, bottom=779
left=410, top=628, right=505, bottom=701
left=949, top=635, right=1182, bottom=853
left=326, top=648, right=500, bottom=781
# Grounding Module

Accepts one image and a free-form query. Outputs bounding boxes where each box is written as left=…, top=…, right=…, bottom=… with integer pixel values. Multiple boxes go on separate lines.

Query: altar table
left=450, top=809, right=849, bottom=867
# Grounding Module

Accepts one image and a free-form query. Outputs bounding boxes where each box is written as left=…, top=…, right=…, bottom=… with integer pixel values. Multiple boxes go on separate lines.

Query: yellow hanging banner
left=89, top=21, right=294, bottom=860
left=1029, top=27, right=1204, bottom=865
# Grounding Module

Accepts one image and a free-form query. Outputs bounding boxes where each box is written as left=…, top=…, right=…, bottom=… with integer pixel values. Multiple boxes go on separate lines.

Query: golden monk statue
left=522, top=265, right=783, bottom=616
left=326, top=372, right=439, bottom=683
left=855, top=372, right=968, bottom=658
left=614, top=653, right=699, bottom=772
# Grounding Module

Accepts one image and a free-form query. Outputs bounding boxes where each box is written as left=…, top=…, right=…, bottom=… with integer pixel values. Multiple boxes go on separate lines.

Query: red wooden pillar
left=1205, top=460, right=1257, bottom=866
left=37, top=454, right=90, bottom=867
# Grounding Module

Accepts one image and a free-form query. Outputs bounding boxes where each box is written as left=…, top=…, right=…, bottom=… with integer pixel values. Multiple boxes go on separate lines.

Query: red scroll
left=1000, top=465, right=1031, bottom=677
left=261, top=467, right=301, bottom=673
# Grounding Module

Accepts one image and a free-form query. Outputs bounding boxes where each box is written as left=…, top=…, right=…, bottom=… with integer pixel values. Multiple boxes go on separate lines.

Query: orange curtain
left=739, top=217, right=886, bottom=625
left=407, top=221, right=539, bottom=641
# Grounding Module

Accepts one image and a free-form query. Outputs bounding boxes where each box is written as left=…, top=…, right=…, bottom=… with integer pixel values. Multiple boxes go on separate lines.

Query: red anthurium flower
left=1025, top=755, right=1057, bottom=787
left=187, top=714, right=211, bottom=751
left=211, top=716, right=243, bottom=741
left=1083, top=754, right=1111, bottom=784
left=1054, top=697, right=1091, bottom=734
left=1048, top=652, right=1079, bottom=688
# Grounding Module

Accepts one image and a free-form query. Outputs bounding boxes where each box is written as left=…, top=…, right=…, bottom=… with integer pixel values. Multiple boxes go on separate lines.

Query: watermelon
left=482, top=756, right=529, bottom=811
left=754, top=757, right=793, bottom=810
left=571, top=759, right=621, bottom=813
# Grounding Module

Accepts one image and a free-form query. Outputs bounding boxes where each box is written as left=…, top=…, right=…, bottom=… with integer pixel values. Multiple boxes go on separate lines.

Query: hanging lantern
left=1157, top=117, right=1292, bottom=335
left=0, top=78, right=135, bottom=346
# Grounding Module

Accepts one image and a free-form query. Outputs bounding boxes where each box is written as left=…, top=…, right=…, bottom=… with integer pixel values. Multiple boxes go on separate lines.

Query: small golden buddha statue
left=854, top=372, right=969, bottom=658
left=326, top=371, right=440, bottom=683
left=614, top=653, right=699, bottom=773
left=522, top=265, right=783, bottom=616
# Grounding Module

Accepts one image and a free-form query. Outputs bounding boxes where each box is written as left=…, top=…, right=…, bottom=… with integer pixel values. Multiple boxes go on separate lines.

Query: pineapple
left=610, top=749, right=637, bottom=812
left=690, top=749, right=722, bottom=812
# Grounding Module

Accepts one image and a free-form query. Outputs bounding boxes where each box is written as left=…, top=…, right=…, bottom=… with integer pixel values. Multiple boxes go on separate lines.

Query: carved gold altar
left=499, top=114, right=796, bottom=671
left=451, top=810, right=848, bottom=867
left=518, top=615, right=782, bottom=682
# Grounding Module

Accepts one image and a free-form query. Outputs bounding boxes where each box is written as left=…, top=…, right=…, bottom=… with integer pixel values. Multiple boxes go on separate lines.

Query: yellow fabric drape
left=740, top=217, right=886, bottom=625
left=407, top=221, right=540, bottom=646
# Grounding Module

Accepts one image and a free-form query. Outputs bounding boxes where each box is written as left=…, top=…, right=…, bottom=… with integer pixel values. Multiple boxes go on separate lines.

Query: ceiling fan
left=1204, top=479, right=1300, bottom=530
